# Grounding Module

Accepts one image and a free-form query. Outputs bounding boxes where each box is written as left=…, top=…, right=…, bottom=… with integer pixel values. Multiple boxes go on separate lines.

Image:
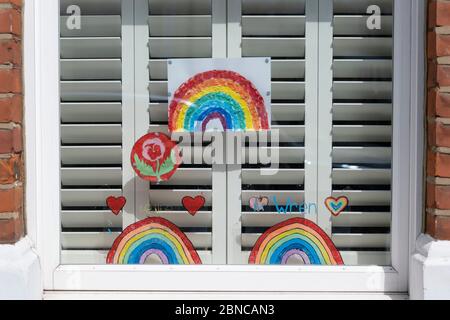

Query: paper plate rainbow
left=106, top=217, right=202, bottom=265
left=249, top=218, right=344, bottom=265
left=168, top=70, right=270, bottom=132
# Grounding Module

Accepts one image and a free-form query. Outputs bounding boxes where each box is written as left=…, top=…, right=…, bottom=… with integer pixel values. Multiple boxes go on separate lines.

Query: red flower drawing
left=142, top=137, right=166, bottom=162
left=131, top=133, right=181, bottom=183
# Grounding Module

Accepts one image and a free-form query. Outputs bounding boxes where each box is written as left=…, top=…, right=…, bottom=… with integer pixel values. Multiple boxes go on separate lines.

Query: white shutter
left=145, top=0, right=227, bottom=264
left=60, top=0, right=124, bottom=264
left=227, top=0, right=307, bottom=264
left=227, top=0, right=393, bottom=265
left=331, top=0, right=392, bottom=265
left=60, top=0, right=227, bottom=264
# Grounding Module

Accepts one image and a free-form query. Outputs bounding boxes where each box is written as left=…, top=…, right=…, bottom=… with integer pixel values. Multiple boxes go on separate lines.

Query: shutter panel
left=146, top=0, right=220, bottom=264
left=331, top=0, right=393, bottom=265
left=231, top=0, right=307, bottom=264
left=60, top=0, right=124, bottom=264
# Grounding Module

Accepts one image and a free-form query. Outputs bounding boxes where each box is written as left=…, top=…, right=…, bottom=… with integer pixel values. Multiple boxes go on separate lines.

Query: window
left=32, top=0, right=423, bottom=291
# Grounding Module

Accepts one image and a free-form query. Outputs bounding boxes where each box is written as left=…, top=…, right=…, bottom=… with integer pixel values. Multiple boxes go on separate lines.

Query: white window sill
left=0, top=237, right=42, bottom=300
left=410, top=234, right=450, bottom=300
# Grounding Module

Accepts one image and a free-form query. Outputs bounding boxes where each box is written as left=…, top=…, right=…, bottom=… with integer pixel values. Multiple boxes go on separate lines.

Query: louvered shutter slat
left=333, top=81, right=392, bottom=101
left=242, top=169, right=304, bottom=185
left=333, top=168, right=391, bottom=185
left=61, top=189, right=122, bottom=208
left=243, top=38, right=305, bottom=58
left=333, top=146, right=391, bottom=163
left=60, top=38, right=122, bottom=59
left=334, top=60, right=392, bottom=79
left=149, top=0, right=211, bottom=15
left=242, top=16, right=306, bottom=36
left=333, top=0, right=392, bottom=14
left=149, top=15, right=212, bottom=37
left=271, top=60, right=305, bottom=80
left=61, top=81, right=122, bottom=102
left=61, top=146, right=122, bottom=165
left=333, top=103, right=392, bottom=121
left=62, top=211, right=122, bottom=229
left=61, top=59, right=121, bottom=80
left=334, top=38, right=392, bottom=58
left=332, top=212, right=391, bottom=228
left=61, top=103, right=122, bottom=123
left=61, top=168, right=122, bottom=186
left=333, top=125, right=391, bottom=143
left=149, top=37, right=212, bottom=58
left=149, top=190, right=212, bottom=207
left=334, top=16, right=392, bottom=36
left=61, top=124, right=122, bottom=144
left=60, top=0, right=122, bottom=15
left=60, top=16, right=121, bottom=37
left=242, top=0, right=305, bottom=14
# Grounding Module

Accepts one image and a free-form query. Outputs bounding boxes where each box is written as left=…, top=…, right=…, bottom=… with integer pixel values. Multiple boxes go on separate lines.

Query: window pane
left=331, top=0, right=393, bottom=265
left=230, top=0, right=307, bottom=265
left=60, top=0, right=124, bottom=264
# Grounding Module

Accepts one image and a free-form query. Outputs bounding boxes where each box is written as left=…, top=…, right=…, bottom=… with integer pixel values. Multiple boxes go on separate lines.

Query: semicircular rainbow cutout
left=106, top=217, right=202, bottom=265
left=249, top=218, right=344, bottom=265
left=169, top=70, right=270, bottom=132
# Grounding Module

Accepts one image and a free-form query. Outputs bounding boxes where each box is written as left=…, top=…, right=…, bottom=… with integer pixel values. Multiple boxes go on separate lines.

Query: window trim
left=25, top=0, right=425, bottom=292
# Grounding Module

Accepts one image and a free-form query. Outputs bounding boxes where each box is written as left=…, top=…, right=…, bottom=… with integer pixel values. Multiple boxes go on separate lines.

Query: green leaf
left=134, top=154, right=156, bottom=176
left=157, top=149, right=178, bottom=176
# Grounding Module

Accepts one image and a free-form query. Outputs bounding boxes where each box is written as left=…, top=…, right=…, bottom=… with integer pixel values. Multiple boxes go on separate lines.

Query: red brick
left=427, top=183, right=450, bottom=210
left=428, top=61, right=437, bottom=88
left=0, top=186, right=22, bottom=213
left=0, top=38, right=21, bottom=65
left=436, top=1, right=450, bottom=27
left=429, top=1, right=437, bottom=29
left=429, top=120, right=450, bottom=148
left=437, top=33, right=450, bottom=57
left=0, top=216, right=23, bottom=244
left=0, top=0, right=22, bottom=7
left=0, top=95, right=22, bottom=123
left=0, top=127, right=22, bottom=153
left=428, top=31, right=437, bottom=57
left=428, top=89, right=438, bottom=117
left=437, top=64, right=450, bottom=87
left=0, top=154, right=22, bottom=184
left=0, top=68, right=21, bottom=93
left=429, top=89, right=450, bottom=117
left=426, top=214, right=450, bottom=240
left=429, top=1, right=450, bottom=27
left=427, top=149, right=450, bottom=177
left=428, top=32, right=450, bottom=58
left=0, top=8, right=21, bottom=36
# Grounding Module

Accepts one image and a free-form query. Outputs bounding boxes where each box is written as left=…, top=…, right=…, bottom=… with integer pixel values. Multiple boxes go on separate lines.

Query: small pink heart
left=106, top=196, right=126, bottom=215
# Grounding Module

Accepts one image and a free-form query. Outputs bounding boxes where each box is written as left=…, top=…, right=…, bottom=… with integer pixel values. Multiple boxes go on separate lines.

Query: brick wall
left=0, top=0, right=23, bottom=244
left=427, top=0, right=450, bottom=240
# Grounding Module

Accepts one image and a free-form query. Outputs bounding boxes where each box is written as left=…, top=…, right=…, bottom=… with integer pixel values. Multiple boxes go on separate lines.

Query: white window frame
left=24, top=0, right=425, bottom=293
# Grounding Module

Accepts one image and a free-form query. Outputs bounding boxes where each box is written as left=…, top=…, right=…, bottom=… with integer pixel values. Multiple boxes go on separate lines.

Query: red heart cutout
left=182, top=196, right=205, bottom=216
left=106, top=196, right=126, bottom=215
